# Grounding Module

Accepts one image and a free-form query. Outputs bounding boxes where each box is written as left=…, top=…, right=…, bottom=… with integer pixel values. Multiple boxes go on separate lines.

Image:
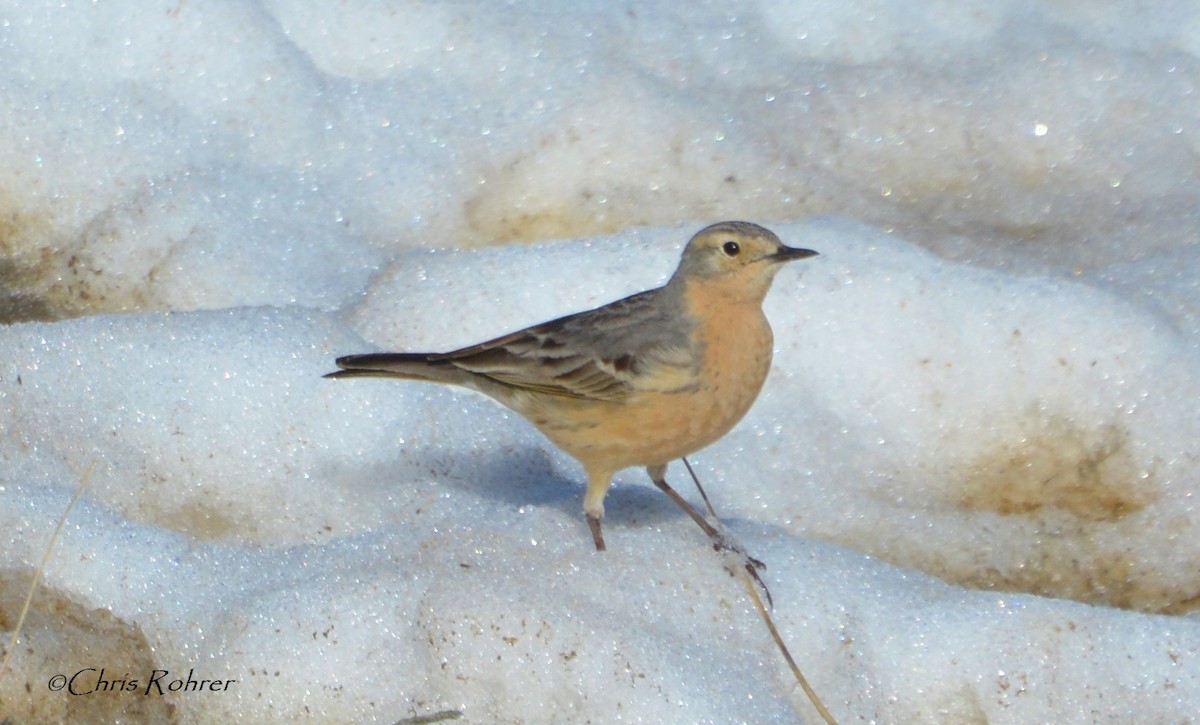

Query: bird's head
left=671, top=221, right=818, bottom=302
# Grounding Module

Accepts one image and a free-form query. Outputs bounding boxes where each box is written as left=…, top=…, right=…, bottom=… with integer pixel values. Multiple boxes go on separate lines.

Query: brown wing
left=432, top=288, right=698, bottom=401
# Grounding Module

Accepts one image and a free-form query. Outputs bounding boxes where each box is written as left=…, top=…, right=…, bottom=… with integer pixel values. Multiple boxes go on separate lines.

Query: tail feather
left=324, top=352, right=466, bottom=384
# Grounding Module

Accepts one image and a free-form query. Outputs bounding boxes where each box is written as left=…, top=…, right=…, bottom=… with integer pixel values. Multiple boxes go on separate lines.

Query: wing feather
left=434, top=288, right=698, bottom=401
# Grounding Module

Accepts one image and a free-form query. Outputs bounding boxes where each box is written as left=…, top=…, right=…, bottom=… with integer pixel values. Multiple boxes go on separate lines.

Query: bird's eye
left=722, top=240, right=740, bottom=256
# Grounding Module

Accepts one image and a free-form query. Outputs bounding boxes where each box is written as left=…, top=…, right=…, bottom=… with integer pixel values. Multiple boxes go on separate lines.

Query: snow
left=1, top=1, right=1198, bottom=722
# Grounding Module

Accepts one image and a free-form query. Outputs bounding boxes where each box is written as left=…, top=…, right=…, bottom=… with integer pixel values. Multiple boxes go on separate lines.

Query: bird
left=326, top=221, right=817, bottom=555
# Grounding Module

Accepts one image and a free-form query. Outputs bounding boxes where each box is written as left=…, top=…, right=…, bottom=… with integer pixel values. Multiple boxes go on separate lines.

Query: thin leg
left=646, top=464, right=771, bottom=606
left=582, top=467, right=614, bottom=552
left=647, top=464, right=722, bottom=540
left=587, top=514, right=606, bottom=552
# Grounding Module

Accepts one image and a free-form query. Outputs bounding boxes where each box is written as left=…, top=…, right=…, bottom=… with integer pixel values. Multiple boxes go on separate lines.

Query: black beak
left=771, top=245, right=819, bottom=262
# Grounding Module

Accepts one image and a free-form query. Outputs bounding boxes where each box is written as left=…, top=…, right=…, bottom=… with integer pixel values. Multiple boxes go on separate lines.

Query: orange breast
left=534, top=292, right=774, bottom=473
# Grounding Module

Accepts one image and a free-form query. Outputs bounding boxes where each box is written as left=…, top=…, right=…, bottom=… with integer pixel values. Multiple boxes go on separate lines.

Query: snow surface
left=2, top=2, right=1199, bottom=723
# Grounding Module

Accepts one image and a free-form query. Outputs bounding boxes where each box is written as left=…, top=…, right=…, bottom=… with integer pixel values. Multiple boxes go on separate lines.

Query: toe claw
left=710, top=535, right=773, bottom=606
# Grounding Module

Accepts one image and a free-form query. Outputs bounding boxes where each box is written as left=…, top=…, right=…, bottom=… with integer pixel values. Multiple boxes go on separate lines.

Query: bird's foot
left=712, top=529, right=772, bottom=607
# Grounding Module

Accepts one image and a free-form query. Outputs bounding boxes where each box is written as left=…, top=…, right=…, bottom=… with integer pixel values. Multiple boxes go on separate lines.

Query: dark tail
left=323, top=352, right=464, bottom=384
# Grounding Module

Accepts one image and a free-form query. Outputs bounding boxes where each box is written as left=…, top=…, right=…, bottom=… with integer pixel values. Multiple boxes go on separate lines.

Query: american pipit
left=326, top=221, right=817, bottom=553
